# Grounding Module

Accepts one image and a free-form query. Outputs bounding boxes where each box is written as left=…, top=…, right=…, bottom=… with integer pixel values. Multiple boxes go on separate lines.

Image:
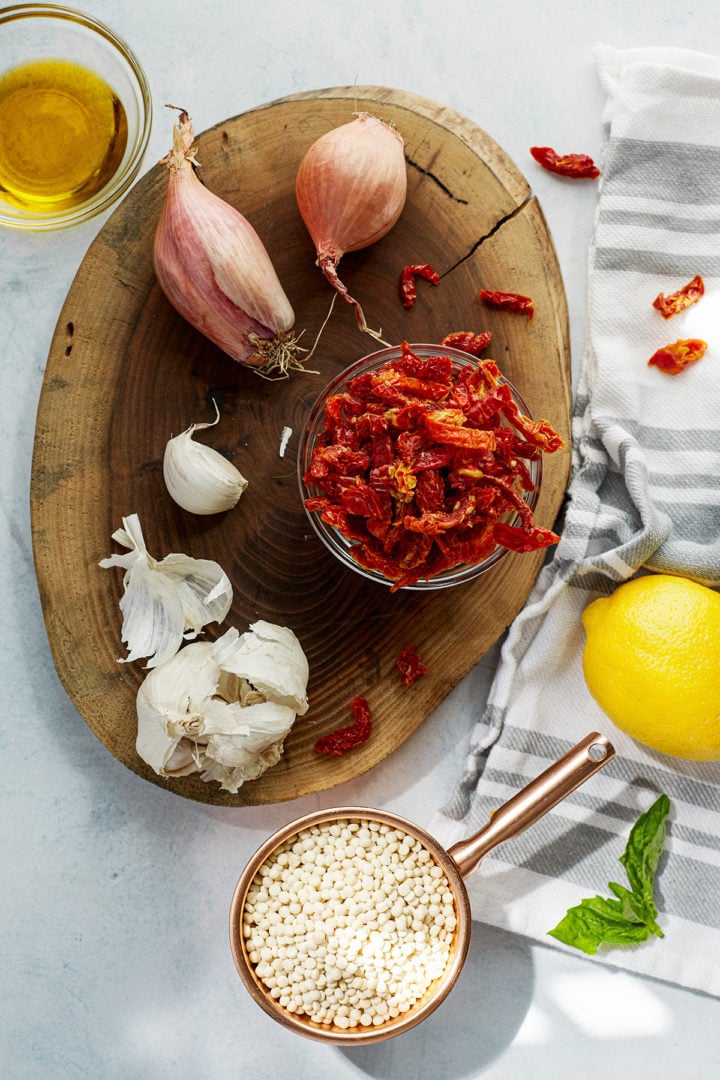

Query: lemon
left=581, top=573, right=720, bottom=761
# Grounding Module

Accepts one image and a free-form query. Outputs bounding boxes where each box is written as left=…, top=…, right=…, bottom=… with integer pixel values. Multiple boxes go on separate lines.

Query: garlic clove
left=212, top=622, right=310, bottom=714
left=163, top=405, right=248, bottom=515
left=163, top=739, right=202, bottom=775
left=199, top=697, right=295, bottom=794
left=136, top=640, right=215, bottom=773
left=202, top=698, right=297, bottom=755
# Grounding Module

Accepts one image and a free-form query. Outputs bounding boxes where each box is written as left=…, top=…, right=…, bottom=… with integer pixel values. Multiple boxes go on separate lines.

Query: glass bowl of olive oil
left=0, top=5, right=152, bottom=231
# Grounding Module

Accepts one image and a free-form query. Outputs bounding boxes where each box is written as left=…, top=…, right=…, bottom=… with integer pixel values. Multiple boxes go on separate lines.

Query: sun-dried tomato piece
left=498, top=403, right=566, bottom=453
left=356, top=544, right=410, bottom=579
left=439, top=330, right=493, bottom=356
left=392, top=344, right=454, bottom=383
left=304, top=494, right=330, bottom=513
left=400, top=263, right=441, bottom=308
left=414, top=469, right=446, bottom=512
left=397, top=645, right=428, bottom=686
left=493, top=521, right=560, bottom=552
left=369, top=431, right=394, bottom=468
left=396, top=530, right=434, bottom=569
left=436, top=525, right=497, bottom=565
left=652, top=275, right=704, bottom=319
left=647, top=338, right=708, bottom=375
left=404, top=493, right=477, bottom=535
left=413, top=446, right=455, bottom=471
left=423, top=414, right=497, bottom=451
left=479, top=289, right=534, bottom=320
left=530, top=146, right=600, bottom=179
left=319, top=505, right=371, bottom=544
left=475, top=357, right=504, bottom=387
left=340, top=482, right=387, bottom=519
left=464, top=384, right=511, bottom=426
left=314, top=695, right=372, bottom=756
left=308, top=444, right=370, bottom=479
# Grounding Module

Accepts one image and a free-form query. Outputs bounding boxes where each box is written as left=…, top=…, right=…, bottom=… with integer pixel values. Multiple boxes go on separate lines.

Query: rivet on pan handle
left=447, top=731, right=615, bottom=879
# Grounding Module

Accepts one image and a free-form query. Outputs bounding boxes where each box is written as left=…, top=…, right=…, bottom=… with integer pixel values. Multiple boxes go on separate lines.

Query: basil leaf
left=608, top=880, right=663, bottom=937
left=548, top=895, right=655, bottom=955
left=607, top=880, right=650, bottom=924
left=547, top=793, right=671, bottom=955
left=619, top=793, right=670, bottom=918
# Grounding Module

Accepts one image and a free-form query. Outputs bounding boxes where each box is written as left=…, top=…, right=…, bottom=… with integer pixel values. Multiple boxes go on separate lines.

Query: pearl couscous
left=242, top=818, right=457, bottom=1029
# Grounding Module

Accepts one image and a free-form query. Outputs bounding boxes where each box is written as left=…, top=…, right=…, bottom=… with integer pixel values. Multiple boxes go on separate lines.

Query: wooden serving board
left=30, top=86, right=571, bottom=806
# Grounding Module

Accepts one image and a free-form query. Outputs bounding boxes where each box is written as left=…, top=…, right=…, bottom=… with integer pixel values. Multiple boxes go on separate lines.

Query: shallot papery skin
left=295, top=113, right=407, bottom=334
left=154, top=110, right=297, bottom=371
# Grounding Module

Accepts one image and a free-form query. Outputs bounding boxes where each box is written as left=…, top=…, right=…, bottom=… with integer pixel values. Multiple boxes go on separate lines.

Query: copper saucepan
left=229, top=731, right=614, bottom=1044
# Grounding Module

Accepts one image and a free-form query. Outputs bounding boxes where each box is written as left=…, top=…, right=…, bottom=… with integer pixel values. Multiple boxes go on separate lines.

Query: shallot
left=154, top=108, right=304, bottom=376
left=295, top=112, right=407, bottom=337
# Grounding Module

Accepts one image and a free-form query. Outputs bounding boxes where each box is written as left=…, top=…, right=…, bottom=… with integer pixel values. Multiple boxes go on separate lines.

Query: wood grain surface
left=30, top=86, right=571, bottom=805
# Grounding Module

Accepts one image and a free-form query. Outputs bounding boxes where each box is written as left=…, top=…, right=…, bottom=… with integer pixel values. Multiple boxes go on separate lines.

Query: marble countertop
left=3, top=2, right=720, bottom=1077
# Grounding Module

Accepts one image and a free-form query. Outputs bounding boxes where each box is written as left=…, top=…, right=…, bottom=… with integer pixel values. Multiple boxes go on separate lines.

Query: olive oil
left=0, top=58, right=128, bottom=212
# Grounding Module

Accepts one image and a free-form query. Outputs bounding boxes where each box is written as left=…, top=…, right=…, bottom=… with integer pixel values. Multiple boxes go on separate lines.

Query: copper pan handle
left=447, top=731, right=615, bottom=878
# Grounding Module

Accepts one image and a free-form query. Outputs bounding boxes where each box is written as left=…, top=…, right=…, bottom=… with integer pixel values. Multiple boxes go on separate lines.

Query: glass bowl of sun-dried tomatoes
left=298, top=342, right=565, bottom=592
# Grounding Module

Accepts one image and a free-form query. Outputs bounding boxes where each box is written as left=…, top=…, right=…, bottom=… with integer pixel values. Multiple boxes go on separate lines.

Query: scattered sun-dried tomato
left=479, top=289, right=534, bottom=320
left=439, top=330, right=492, bottom=356
left=303, top=342, right=564, bottom=590
left=399, top=263, right=441, bottom=308
left=314, top=695, right=372, bottom=755
left=397, top=645, right=428, bottom=686
left=530, top=146, right=600, bottom=179
left=647, top=338, right=708, bottom=375
left=652, top=275, right=705, bottom=319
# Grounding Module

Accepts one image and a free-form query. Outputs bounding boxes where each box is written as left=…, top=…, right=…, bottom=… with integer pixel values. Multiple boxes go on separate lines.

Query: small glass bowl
left=297, top=343, right=542, bottom=591
left=0, top=5, right=152, bottom=231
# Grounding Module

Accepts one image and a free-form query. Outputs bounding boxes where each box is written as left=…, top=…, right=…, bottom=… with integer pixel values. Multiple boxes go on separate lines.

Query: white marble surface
left=3, top=2, right=720, bottom=1077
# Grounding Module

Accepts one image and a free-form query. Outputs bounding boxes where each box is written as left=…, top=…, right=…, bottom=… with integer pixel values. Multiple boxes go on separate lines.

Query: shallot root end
left=247, top=331, right=312, bottom=381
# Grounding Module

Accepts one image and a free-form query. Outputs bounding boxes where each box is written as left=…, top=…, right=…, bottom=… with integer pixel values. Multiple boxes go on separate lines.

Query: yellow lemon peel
left=582, top=574, right=720, bottom=761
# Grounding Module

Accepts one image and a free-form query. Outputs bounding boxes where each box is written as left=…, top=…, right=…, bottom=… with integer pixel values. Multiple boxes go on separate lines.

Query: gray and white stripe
left=436, top=46, right=720, bottom=997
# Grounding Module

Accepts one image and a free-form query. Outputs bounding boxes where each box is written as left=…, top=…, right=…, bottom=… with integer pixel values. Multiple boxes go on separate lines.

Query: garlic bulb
left=163, top=402, right=248, bottom=514
left=136, top=621, right=310, bottom=792
left=99, top=513, right=232, bottom=667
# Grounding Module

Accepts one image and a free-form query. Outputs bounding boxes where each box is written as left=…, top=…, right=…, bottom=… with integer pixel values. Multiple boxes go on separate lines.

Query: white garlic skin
left=163, top=421, right=248, bottom=515
left=99, top=512, right=233, bottom=668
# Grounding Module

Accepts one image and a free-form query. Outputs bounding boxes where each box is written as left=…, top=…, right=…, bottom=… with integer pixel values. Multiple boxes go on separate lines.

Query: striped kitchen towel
left=431, top=45, right=720, bottom=997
